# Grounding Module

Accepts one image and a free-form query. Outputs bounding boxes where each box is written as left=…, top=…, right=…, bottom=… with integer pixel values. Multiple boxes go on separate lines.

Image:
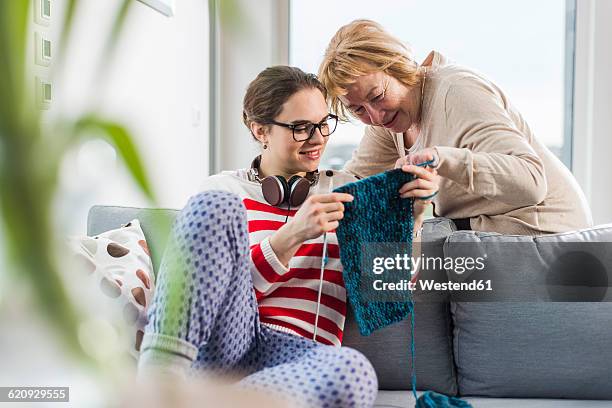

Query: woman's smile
left=382, top=111, right=399, bottom=128
left=299, top=148, right=322, bottom=161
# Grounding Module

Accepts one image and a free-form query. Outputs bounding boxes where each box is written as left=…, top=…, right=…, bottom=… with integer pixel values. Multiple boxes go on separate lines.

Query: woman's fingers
left=398, top=163, right=439, bottom=199
left=325, top=221, right=340, bottom=232
left=325, top=210, right=344, bottom=222
left=400, top=189, right=437, bottom=199
left=313, top=192, right=354, bottom=203
left=408, top=148, right=439, bottom=167
left=399, top=177, right=438, bottom=195
left=319, top=201, right=344, bottom=213
left=400, top=164, right=436, bottom=180
left=399, top=188, right=437, bottom=199
left=409, top=152, right=434, bottom=166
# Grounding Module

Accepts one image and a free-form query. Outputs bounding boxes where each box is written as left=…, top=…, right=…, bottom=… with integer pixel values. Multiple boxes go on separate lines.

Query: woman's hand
left=288, top=193, right=354, bottom=242
left=406, top=148, right=439, bottom=168
left=269, top=193, right=353, bottom=267
left=395, top=156, right=440, bottom=221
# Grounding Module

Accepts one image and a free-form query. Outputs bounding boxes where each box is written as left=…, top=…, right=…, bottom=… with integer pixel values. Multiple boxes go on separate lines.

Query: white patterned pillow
left=68, top=219, right=155, bottom=357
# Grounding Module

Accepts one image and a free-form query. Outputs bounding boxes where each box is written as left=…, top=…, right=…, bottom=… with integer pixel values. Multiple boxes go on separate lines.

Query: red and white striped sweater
left=200, top=169, right=356, bottom=346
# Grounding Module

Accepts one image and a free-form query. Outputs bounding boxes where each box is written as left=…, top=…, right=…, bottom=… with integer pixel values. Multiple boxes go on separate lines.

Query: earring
left=263, top=143, right=268, bottom=150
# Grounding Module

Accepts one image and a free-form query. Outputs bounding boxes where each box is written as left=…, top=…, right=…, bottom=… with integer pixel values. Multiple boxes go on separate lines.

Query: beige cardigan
left=344, top=51, right=592, bottom=235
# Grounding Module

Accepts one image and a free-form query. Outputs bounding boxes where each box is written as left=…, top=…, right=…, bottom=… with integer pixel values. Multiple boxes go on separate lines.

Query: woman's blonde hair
left=318, top=19, right=421, bottom=120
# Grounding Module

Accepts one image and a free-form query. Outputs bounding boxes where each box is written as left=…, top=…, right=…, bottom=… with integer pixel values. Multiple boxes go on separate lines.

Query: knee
left=169, top=190, right=248, bottom=260
left=186, top=190, right=245, bottom=222
left=339, top=348, right=378, bottom=407
left=321, top=347, right=378, bottom=407
left=179, top=190, right=246, bottom=234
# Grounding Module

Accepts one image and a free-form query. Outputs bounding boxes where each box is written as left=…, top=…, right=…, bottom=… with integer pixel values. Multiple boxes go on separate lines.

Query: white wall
left=573, top=0, right=612, bottom=225
left=214, top=0, right=289, bottom=172
left=49, top=0, right=209, bottom=235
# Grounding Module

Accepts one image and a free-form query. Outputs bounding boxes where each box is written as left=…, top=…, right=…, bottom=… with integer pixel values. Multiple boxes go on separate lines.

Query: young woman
left=138, top=66, right=438, bottom=407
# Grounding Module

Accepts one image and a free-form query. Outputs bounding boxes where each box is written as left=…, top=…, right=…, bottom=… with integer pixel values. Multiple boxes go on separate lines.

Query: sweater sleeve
left=249, top=236, right=290, bottom=296
left=436, top=77, right=547, bottom=206
left=343, top=125, right=399, bottom=178
left=198, top=174, right=231, bottom=193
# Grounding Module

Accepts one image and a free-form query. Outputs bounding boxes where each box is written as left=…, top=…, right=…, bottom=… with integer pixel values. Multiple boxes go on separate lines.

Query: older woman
left=318, top=19, right=592, bottom=235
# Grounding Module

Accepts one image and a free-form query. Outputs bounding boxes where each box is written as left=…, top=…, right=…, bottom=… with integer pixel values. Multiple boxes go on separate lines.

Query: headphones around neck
left=249, top=156, right=319, bottom=207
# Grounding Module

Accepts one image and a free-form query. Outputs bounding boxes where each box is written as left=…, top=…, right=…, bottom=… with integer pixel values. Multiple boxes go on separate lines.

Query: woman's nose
left=365, top=105, right=385, bottom=126
left=308, top=128, right=325, bottom=144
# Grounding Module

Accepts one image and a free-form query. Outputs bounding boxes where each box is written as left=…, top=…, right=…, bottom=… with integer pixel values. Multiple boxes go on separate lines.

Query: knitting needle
left=313, top=173, right=333, bottom=341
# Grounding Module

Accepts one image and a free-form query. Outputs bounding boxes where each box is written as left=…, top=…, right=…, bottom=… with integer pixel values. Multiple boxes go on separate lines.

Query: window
left=290, top=0, right=575, bottom=169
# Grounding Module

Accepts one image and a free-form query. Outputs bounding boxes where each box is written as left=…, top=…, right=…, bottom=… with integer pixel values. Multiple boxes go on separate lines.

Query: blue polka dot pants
left=142, top=191, right=378, bottom=407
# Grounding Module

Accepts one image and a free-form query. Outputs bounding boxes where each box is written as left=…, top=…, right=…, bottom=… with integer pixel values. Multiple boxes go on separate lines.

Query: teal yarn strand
left=411, top=310, right=472, bottom=407
left=410, top=308, right=418, bottom=401
left=416, top=391, right=473, bottom=408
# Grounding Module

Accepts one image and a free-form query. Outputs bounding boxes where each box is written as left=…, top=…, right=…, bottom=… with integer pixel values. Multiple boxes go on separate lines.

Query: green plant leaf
left=73, top=116, right=157, bottom=203
left=217, top=0, right=245, bottom=33
left=0, top=0, right=31, bottom=135
left=0, top=134, right=85, bottom=366
left=105, top=0, right=132, bottom=56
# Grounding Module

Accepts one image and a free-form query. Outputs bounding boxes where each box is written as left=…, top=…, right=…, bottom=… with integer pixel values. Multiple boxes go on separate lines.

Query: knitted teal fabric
left=334, top=168, right=472, bottom=408
left=333, top=169, right=415, bottom=336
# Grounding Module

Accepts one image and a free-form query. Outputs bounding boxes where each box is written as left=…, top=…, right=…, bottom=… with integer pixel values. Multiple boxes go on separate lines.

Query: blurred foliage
left=0, top=0, right=153, bottom=363
left=217, top=0, right=244, bottom=34
left=0, top=0, right=244, bottom=373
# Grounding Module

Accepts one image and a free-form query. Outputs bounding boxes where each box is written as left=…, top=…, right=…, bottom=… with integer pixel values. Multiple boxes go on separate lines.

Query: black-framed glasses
left=266, top=114, right=338, bottom=142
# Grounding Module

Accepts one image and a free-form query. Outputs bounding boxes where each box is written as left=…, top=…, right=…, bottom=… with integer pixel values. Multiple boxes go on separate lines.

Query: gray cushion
left=374, top=391, right=612, bottom=408
left=445, top=224, right=612, bottom=399
left=343, top=218, right=458, bottom=394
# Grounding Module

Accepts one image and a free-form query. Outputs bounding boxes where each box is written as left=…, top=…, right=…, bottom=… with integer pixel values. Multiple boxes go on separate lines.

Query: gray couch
left=88, top=205, right=612, bottom=408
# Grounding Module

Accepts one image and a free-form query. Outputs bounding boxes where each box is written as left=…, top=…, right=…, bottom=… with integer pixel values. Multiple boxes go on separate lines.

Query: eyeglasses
left=266, top=114, right=338, bottom=142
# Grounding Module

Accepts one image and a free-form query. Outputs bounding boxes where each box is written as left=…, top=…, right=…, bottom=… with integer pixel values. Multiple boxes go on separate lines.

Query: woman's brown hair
left=243, top=66, right=326, bottom=140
